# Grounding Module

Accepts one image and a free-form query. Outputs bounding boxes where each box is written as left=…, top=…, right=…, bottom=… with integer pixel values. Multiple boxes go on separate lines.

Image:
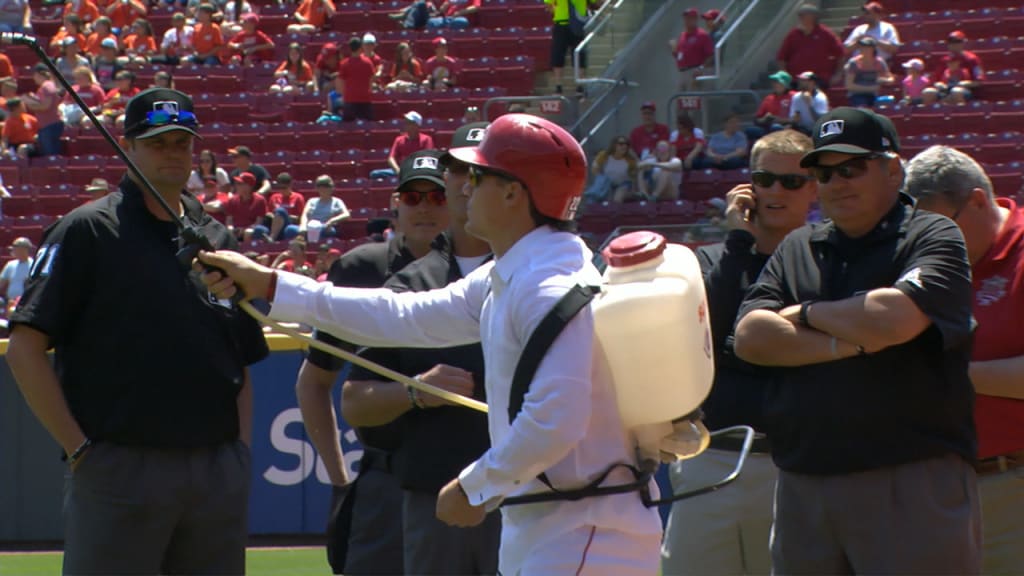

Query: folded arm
left=970, top=355, right=1024, bottom=400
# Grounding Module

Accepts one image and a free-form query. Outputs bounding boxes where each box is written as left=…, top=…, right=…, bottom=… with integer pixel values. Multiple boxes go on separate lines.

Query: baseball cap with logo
left=362, top=33, right=377, bottom=45
left=641, top=101, right=656, bottom=111
left=397, top=150, right=446, bottom=192
left=800, top=107, right=900, bottom=167
left=123, top=88, right=199, bottom=140
left=901, top=58, right=924, bottom=71
left=440, top=121, right=489, bottom=165
left=233, top=172, right=257, bottom=187
left=432, top=37, right=447, bottom=46
left=702, top=9, right=721, bottom=20
left=228, top=145, right=252, bottom=157
left=403, top=110, right=423, bottom=125
left=768, top=70, right=792, bottom=86
left=948, top=29, right=967, bottom=42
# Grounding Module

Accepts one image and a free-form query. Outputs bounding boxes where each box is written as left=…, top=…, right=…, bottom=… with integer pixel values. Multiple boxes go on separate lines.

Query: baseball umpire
left=7, top=88, right=269, bottom=575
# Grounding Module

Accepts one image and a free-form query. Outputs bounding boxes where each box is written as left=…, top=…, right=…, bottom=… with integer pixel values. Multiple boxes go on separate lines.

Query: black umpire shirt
left=736, top=194, right=976, bottom=475
left=11, top=176, right=269, bottom=449
left=696, top=229, right=775, bottom=433
left=306, top=233, right=418, bottom=457
left=347, top=233, right=491, bottom=493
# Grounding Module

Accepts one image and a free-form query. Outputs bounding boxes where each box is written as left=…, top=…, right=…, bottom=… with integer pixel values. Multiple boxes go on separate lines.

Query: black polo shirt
left=736, top=194, right=976, bottom=475
left=11, top=176, right=269, bottom=449
left=695, top=229, right=776, bottom=433
left=347, top=233, right=491, bottom=492
left=306, top=234, right=418, bottom=455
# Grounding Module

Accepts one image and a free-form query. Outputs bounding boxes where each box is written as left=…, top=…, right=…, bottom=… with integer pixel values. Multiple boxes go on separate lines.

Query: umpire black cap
left=440, top=122, right=490, bottom=166
left=800, top=107, right=900, bottom=167
left=398, top=150, right=446, bottom=192
left=124, top=88, right=200, bottom=140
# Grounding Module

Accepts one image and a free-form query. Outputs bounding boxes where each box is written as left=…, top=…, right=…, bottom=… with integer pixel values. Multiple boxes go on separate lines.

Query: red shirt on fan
left=756, top=90, right=796, bottom=119
left=390, top=132, right=435, bottom=165
left=268, top=191, right=306, bottom=217
left=224, top=193, right=268, bottom=228
left=339, top=53, right=375, bottom=103
left=972, top=198, right=1024, bottom=459
left=674, top=27, right=714, bottom=69
left=230, top=29, right=274, bottom=62
left=629, top=122, right=670, bottom=158
left=777, top=24, right=844, bottom=82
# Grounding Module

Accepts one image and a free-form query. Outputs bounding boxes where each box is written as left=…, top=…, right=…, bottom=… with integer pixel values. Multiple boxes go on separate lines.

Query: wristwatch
left=798, top=301, right=815, bottom=327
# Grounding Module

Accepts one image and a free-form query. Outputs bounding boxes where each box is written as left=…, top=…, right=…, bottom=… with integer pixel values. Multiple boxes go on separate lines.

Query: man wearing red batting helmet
left=198, top=114, right=664, bottom=574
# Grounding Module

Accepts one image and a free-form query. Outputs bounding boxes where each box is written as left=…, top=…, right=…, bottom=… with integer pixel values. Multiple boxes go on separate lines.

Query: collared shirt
left=674, top=27, right=714, bottom=69
left=777, top=24, right=845, bottom=80
left=737, top=195, right=976, bottom=474
left=844, top=20, right=901, bottom=60
left=270, top=226, right=661, bottom=574
left=971, top=198, right=1024, bottom=458
left=629, top=122, right=670, bottom=159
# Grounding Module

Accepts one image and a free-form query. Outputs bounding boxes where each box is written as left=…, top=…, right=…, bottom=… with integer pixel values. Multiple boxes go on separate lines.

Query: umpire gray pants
left=771, top=454, right=981, bottom=575
left=343, top=468, right=405, bottom=576
left=62, top=441, right=250, bottom=576
left=403, top=489, right=501, bottom=575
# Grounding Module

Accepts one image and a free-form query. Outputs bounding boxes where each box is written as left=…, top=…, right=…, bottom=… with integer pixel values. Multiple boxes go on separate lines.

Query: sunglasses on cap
left=400, top=189, right=447, bottom=207
left=143, top=109, right=198, bottom=130
left=468, top=166, right=524, bottom=189
left=808, top=154, right=884, bottom=184
left=751, top=170, right=812, bottom=190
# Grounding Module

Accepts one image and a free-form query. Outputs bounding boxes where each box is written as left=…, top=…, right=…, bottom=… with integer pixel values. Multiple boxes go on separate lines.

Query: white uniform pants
left=516, top=525, right=661, bottom=575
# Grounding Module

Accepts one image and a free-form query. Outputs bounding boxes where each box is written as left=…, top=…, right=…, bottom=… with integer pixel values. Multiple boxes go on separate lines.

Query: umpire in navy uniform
left=7, top=88, right=269, bottom=575
left=343, top=130, right=501, bottom=575
left=734, top=108, right=980, bottom=574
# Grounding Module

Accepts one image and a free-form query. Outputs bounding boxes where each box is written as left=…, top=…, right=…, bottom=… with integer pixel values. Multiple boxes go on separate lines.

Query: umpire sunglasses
left=399, top=189, right=447, bottom=207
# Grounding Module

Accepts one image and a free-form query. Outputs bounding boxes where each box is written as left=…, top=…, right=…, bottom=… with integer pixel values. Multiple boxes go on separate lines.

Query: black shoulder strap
left=508, top=284, right=600, bottom=424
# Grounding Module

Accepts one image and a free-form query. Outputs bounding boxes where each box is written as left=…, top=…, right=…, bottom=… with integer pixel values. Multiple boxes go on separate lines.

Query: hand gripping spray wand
left=3, top=32, right=487, bottom=413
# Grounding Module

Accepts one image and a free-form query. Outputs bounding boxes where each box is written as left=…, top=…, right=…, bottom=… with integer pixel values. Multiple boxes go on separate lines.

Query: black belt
left=710, top=433, right=771, bottom=454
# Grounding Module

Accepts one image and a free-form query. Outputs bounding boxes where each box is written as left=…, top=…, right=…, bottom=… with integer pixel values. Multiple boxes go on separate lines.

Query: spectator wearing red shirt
left=63, top=66, right=106, bottom=128
left=272, top=42, right=315, bottom=93
left=22, top=65, right=63, bottom=157
left=905, top=146, right=1024, bottom=576
left=225, top=171, right=268, bottom=242
left=103, top=0, right=147, bottom=33
left=629, top=101, right=670, bottom=159
left=338, top=36, right=375, bottom=121
left=85, top=17, right=117, bottom=57
left=0, top=51, right=11, bottom=78
left=670, top=8, right=714, bottom=91
left=199, top=176, right=229, bottom=224
left=49, top=14, right=87, bottom=57
left=384, top=41, right=423, bottom=92
left=702, top=9, right=726, bottom=43
left=63, top=0, right=100, bottom=25
left=228, top=13, right=274, bottom=66
left=287, top=0, right=336, bottom=35
left=314, top=42, right=341, bottom=93
left=382, top=110, right=434, bottom=176
left=190, top=4, right=225, bottom=66
left=749, top=71, right=796, bottom=141
left=272, top=239, right=313, bottom=275
left=670, top=113, right=705, bottom=170
left=257, top=172, right=305, bottom=240
left=100, top=70, right=139, bottom=129
left=122, top=18, right=158, bottom=66
left=776, top=4, right=844, bottom=89
left=944, top=30, right=985, bottom=82
left=1, top=98, right=38, bottom=160
left=427, top=0, right=480, bottom=30
left=423, top=36, right=460, bottom=90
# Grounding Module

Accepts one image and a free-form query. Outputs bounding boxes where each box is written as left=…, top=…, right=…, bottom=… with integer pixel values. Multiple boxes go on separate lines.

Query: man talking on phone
left=662, top=129, right=817, bottom=575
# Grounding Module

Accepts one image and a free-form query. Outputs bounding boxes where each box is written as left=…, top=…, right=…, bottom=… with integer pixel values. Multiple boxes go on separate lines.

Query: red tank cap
left=602, top=231, right=667, bottom=268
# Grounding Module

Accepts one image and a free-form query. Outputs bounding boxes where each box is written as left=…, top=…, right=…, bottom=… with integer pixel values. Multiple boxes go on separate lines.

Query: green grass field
left=0, top=547, right=330, bottom=575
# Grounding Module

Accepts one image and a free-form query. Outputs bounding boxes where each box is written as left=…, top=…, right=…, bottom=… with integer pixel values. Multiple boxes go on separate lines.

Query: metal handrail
left=573, top=0, right=627, bottom=86
left=698, top=0, right=763, bottom=86
left=579, top=82, right=631, bottom=148
left=666, top=89, right=760, bottom=131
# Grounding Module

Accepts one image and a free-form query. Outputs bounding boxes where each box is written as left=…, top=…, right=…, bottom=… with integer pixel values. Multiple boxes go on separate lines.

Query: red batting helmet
left=447, top=113, right=587, bottom=221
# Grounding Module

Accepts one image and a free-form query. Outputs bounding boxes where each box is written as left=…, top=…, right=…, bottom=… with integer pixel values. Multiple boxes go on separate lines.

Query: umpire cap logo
left=412, top=156, right=439, bottom=170
left=466, top=128, right=485, bottom=142
left=154, top=100, right=180, bottom=114
left=820, top=120, right=844, bottom=138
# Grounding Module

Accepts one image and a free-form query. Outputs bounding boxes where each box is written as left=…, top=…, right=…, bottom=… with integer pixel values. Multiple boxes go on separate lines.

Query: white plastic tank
left=593, top=231, right=715, bottom=430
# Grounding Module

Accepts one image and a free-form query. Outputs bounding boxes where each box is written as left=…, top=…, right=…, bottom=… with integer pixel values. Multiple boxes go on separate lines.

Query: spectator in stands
left=287, top=0, right=336, bottom=35
left=900, top=58, right=929, bottom=105
left=219, top=0, right=253, bottom=38
left=694, top=113, right=748, bottom=170
left=190, top=4, right=225, bottom=66
left=92, top=37, right=123, bottom=89
left=671, top=113, right=705, bottom=170
left=64, top=0, right=101, bottom=27
left=198, top=175, right=228, bottom=223
left=0, top=237, right=33, bottom=309
left=377, top=111, right=434, bottom=178
left=919, top=86, right=940, bottom=106
left=462, top=105, right=481, bottom=123
left=187, top=148, right=230, bottom=194
left=360, top=33, right=385, bottom=89
left=750, top=70, right=795, bottom=140
left=257, top=172, right=304, bottom=241
left=936, top=55, right=978, bottom=104
left=22, top=64, right=63, bottom=157
left=272, top=238, right=313, bottom=275
left=152, top=70, right=174, bottom=89
left=99, top=69, right=138, bottom=128
left=0, top=173, right=8, bottom=219
left=670, top=8, right=714, bottom=92
left=844, top=2, right=900, bottom=61
left=638, top=140, right=683, bottom=201
left=155, top=12, right=194, bottom=66
left=337, top=36, right=375, bottom=121
left=1, top=98, right=37, bottom=160
left=0, top=50, right=11, bottom=79
left=228, top=145, right=272, bottom=196
left=103, top=0, right=146, bottom=35
left=545, top=0, right=598, bottom=97
left=120, top=18, right=157, bottom=66
left=629, top=100, right=670, bottom=160
left=227, top=13, right=274, bottom=66
left=385, top=42, right=424, bottom=92
left=389, top=0, right=435, bottom=30
left=789, top=71, right=829, bottom=135
left=314, top=42, right=341, bottom=94
left=62, top=66, right=105, bottom=128
left=313, top=246, right=341, bottom=281
left=423, top=36, right=459, bottom=91
left=0, top=0, right=31, bottom=34
left=272, top=42, right=315, bottom=93
left=84, top=177, right=110, bottom=201
left=587, top=135, right=638, bottom=203
left=56, top=37, right=92, bottom=81
left=0, top=77, right=17, bottom=119
left=224, top=171, right=268, bottom=242
left=844, top=36, right=893, bottom=108
left=50, top=14, right=87, bottom=57
left=85, top=17, right=116, bottom=58
left=702, top=9, right=725, bottom=43
left=944, top=30, right=986, bottom=88
left=427, top=0, right=480, bottom=30
left=299, top=174, right=350, bottom=239
left=776, top=4, right=844, bottom=89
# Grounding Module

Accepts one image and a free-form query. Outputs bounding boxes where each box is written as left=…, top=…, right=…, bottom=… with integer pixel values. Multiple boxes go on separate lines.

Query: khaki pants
left=979, top=466, right=1024, bottom=575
